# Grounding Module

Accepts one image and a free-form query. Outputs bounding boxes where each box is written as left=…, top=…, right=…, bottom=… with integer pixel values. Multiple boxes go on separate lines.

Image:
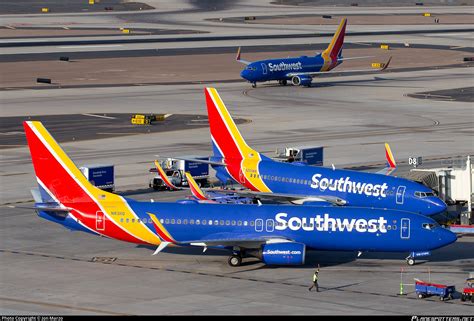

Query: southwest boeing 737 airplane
left=178, top=88, right=447, bottom=218
left=23, top=121, right=455, bottom=266
left=237, top=18, right=391, bottom=88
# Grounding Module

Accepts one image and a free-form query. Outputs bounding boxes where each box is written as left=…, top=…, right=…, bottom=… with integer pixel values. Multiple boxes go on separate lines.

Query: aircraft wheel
left=407, top=258, right=415, bottom=266
left=228, top=255, right=242, bottom=267
left=251, top=83, right=257, bottom=88
left=440, top=296, right=445, bottom=301
left=279, top=80, right=287, bottom=86
left=417, top=293, right=424, bottom=299
left=461, top=294, right=466, bottom=302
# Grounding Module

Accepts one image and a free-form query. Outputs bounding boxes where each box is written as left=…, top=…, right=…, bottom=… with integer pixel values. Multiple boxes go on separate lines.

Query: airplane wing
left=153, top=236, right=294, bottom=254
left=287, top=56, right=392, bottom=78
left=376, top=143, right=397, bottom=176
left=204, top=188, right=346, bottom=206
left=337, top=55, right=374, bottom=61
left=236, top=47, right=251, bottom=65
left=186, top=235, right=294, bottom=248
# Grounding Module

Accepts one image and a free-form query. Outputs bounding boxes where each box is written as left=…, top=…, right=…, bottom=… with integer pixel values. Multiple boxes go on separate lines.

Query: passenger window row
left=118, top=217, right=397, bottom=231
left=120, top=217, right=152, bottom=224
left=260, top=174, right=311, bottom=185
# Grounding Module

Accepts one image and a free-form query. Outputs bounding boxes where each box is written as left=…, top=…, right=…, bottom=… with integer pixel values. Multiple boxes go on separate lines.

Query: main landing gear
left=278, top=79, right=287, bottom=86
left=228, top=253, right=242, bottom=267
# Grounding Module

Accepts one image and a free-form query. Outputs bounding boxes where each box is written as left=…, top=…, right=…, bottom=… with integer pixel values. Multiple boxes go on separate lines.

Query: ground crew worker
left=308, top=267, right=320, bottom=292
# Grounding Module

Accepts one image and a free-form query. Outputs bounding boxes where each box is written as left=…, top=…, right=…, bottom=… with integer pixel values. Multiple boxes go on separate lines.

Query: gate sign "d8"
left=408, top=156, right=422, bottom=168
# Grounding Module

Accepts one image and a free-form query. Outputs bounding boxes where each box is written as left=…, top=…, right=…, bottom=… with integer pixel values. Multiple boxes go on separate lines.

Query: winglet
left=184, top=172, right=209, bottom=201
left=235, top=47, right=250, bottom=65
left=385, top=143, right=397, bottom=168
left=147, top=212, right=176, bottom=244
left=153, top=160, right=178, bottom=190
left=381, top=56, right=392, bottom=71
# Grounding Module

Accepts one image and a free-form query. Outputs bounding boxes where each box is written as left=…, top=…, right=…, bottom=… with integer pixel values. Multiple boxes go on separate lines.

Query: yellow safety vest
left=313, top=272, right=318, bottom=282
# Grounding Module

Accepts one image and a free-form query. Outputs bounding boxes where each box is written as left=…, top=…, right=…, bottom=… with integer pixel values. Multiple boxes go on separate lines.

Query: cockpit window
left=422, top=222, right=439, bottom=230
left=415, top=191, right=436, bottom=198
left=246, top=66, right=256, bottom=71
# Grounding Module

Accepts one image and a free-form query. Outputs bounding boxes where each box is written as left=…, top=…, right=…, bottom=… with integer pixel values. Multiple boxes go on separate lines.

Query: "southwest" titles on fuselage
left=267, top=61, right=303, bottom=72
left=275, top=213, right=388, bottom=233
left=310, top=174, right=389, bottom=198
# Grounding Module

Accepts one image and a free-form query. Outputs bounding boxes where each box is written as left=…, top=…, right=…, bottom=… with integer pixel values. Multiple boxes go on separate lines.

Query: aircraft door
left=261, top=63, right=267, bottom=75
left=96, top=211, right=105, bottom=231
left=255, top=219, right=263, bottom=232
left=401, top=218, right=410, bottom=239
left=396, top=185, right=406, bottom=205
left=266, top=219, right=274, bottom=232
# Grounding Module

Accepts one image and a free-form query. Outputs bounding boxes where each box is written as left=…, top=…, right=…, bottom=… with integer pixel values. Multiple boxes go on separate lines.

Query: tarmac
left=0, top=0, right=473, bottom=315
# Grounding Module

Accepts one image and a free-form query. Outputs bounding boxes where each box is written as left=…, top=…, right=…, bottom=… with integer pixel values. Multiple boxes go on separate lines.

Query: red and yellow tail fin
left=204, top=88, right=271, bottom=193
left=24, top=121, right=164, bottom=245
left=23, top=121, right=112, bottom=205
left=153, top=160, right=178, bottom=190
left=205, top=87, right=258, bottom=161
left=385, top=143, right=397, bottom=168
left=322, top=18, right=347, bottom=62
left=184, top=172, right=208, bottom=201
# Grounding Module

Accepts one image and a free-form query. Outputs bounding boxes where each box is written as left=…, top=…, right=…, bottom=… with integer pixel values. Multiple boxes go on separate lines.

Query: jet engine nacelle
left=291, top=75, right=312, bottom=87
left=260, top=242, right=306, bottom=265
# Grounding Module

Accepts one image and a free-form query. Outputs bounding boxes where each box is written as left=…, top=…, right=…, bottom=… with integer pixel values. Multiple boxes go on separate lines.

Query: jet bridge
left=406, top=155, right=473, bottom=225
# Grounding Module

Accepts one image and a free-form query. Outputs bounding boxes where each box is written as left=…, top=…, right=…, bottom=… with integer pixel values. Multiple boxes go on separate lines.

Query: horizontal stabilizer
left=152, top=242, right=170, bottom=255
left=7, top=203, right=71, bottom=213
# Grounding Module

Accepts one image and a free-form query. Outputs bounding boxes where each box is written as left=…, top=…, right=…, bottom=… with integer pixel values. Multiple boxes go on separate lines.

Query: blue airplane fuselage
left=39, top=201, right=456, bottom=254
left=241, top=55, right=339, bottom=83
left=213, top=155, right=447, bottom=217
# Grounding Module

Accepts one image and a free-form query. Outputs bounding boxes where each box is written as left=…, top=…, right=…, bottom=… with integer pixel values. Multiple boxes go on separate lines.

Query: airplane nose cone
left=438, top=228, right=457, bottom=247
left=240, top=69, right=249, bottom=80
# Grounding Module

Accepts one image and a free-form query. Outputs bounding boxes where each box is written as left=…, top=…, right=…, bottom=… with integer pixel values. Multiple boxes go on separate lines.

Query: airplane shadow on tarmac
left=254, top=76, right=424, bottom=90
left=137, top=236, right=473, bottom=269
